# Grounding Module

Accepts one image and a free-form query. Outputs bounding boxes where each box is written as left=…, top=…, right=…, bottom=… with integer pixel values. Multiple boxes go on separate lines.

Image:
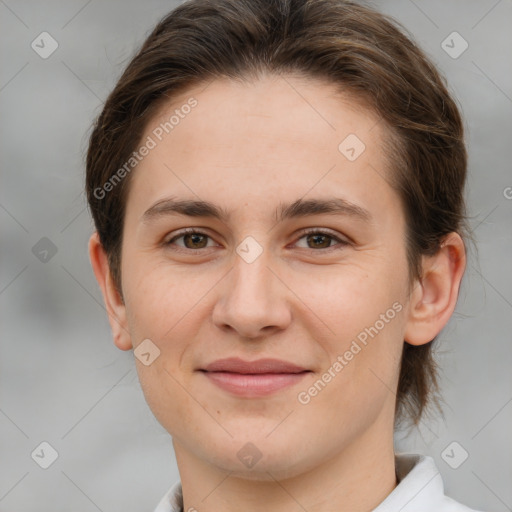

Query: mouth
left=198, top=357, right=312, bottom=397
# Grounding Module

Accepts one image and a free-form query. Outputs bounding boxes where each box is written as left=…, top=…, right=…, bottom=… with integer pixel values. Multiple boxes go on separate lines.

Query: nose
left=211, top=250, right=292, bottom=340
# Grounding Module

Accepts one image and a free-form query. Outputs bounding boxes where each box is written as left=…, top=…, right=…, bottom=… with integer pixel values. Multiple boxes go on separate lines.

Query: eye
left=293, top=228, right=349, bottom=251
left=165, top=228, right=218, bottom=252
left=164, top=227, right=349, bottom=253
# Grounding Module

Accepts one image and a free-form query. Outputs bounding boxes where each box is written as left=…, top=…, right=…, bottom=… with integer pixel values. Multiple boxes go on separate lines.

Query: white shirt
left=153, top=452, right=482, bottom=512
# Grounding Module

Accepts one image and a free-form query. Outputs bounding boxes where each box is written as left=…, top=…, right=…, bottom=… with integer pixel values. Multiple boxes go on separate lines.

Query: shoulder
left=153, top=479, right=183, bottom=512
left=373, top=452, right=484, bottom=512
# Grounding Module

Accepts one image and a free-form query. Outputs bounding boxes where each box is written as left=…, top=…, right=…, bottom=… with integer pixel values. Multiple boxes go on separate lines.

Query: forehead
left=125, top=74, right=396, bottom=224
left=149, top=73, right=382, bottom=153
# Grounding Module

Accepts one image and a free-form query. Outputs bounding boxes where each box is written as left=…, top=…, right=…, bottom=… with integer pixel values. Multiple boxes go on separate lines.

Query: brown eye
left=306, top=233, right=332, bottom=249
left=166, top=229, right=215, bottom=251
left=294, top=229, right=349, bottom=251
left=181, top=232, right=209, bottom=249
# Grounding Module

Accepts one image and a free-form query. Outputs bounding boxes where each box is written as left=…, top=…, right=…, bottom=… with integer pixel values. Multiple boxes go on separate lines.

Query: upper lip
left=201, top=357, right=309, bottom=374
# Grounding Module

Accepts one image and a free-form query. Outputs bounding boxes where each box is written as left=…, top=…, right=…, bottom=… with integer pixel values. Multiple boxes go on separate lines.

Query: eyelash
left=164, top=227, right=349, bottom=254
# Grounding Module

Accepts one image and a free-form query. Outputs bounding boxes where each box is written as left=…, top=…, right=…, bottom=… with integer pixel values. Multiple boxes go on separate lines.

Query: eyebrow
left=141, top=196, right=372, bottom=224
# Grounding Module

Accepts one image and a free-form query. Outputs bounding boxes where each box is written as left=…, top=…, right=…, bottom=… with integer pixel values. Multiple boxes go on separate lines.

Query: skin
left=89, top=74, right=466, bottom=512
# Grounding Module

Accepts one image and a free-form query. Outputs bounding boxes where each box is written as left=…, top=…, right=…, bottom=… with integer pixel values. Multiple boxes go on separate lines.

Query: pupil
left=310, top=234, right=329, bottom=248
left=186, top=233, right=207, bottom=249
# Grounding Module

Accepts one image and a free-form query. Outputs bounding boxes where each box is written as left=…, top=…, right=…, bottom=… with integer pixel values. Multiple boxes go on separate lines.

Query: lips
left=199, top=357, right=311, bottom=397
left=202, top=357, right=309, bottom=374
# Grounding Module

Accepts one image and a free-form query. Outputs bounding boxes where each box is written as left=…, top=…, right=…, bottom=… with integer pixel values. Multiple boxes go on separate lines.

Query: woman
left=86, top=0, right=480, bottom=510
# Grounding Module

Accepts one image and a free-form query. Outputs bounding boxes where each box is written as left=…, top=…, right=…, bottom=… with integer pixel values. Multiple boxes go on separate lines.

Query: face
left=117, top=74, right=413, bottom=480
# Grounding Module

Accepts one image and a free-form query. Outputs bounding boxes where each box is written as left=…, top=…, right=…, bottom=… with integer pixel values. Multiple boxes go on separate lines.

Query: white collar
left=153, top=452, right=481, bottom=512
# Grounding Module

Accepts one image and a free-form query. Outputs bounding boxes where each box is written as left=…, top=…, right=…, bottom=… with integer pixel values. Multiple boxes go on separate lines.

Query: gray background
left=0, top=0, right=511, bottom=510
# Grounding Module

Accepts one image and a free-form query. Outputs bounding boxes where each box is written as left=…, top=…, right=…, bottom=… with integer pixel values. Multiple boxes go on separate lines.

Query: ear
left=88, top=231, right=133, bottom=351
left=404, top=232, right=466, bottom=345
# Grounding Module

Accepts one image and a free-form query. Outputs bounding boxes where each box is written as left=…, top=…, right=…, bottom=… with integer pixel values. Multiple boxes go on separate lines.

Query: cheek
left=290, top=255, right=406, bottom=337
left=136, top=360, right=202, bottom=441
left=295, top=305, right=405, bottom=440
left=293, top=256, right=408, bottom=396
left=122, top=255, right=204, bottom=341
left=122, top=259, right=204, bottom=433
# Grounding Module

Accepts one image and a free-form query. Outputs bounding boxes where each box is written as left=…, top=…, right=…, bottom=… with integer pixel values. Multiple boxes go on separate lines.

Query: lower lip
left=201, top=371, right=310, bottom=397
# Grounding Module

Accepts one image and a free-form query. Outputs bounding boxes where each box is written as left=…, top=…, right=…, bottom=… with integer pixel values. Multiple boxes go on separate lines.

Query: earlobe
left=404, top=232, right=466, bottom=346
left=88, top=232, right=133, bottom=351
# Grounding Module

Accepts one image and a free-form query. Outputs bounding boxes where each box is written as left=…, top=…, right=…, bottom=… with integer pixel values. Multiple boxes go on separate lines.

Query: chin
left=201, top=436, right=316, bottom=481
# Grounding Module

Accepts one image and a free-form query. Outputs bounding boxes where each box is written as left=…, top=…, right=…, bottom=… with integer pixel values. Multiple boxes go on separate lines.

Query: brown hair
left=86, top=0, right=468, bottom=427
